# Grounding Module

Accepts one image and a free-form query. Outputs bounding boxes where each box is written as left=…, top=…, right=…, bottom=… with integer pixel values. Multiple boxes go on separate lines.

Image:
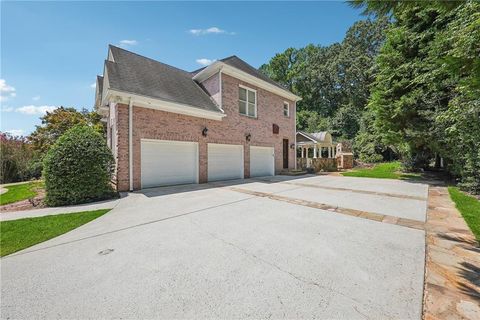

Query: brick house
left=95, top=45, right=301, bottom=191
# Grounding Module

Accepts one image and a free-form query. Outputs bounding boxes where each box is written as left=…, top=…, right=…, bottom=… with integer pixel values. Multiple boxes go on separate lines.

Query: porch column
left=328, top=146, right=332, bottom=158
left=319, top=147, right=322, bottom=158
left=313, top=145, right=317, bottom=158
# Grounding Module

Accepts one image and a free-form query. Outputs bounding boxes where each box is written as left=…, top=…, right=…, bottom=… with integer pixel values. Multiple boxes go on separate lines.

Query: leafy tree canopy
left=29, top=107, right=104, bottom=156
left=356, top=0, right=480, bottom=192
left=260, top=18, right=389, bottom=139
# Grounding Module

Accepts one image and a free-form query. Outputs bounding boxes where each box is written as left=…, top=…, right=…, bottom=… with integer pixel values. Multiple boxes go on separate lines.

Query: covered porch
left=296, top=131, right=337, bottom=170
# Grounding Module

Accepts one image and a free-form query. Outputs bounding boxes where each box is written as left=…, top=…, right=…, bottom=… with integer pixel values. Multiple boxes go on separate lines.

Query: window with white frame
left=239, top=86, right=256, bottom=117
left=283, top=102, right=289, bottom=117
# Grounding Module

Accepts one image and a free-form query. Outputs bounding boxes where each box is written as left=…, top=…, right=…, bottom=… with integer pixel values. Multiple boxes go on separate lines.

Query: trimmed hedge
left=43, top=125, right=116, bottom=206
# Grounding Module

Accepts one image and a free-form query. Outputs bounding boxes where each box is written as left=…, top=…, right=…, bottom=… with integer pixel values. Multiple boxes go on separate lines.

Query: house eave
left=104, top=89, right=226, bottom=121
left=193, top=61, right=302, bottom=102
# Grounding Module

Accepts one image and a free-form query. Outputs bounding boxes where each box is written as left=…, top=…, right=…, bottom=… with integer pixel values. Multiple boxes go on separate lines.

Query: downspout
left=219, top=69, right=224, bottom=112
left=294, top=100, right=297, bottom=170
left=129, top=98, right=133, bottom=191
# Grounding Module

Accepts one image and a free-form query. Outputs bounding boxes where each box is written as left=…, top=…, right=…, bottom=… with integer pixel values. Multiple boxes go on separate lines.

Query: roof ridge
left=219, top=55, right=238, bottom=62
left=108, top=44, right=191, bottom=76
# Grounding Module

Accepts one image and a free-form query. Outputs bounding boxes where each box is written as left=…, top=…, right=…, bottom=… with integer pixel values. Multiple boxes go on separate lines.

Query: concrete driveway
left=1, top=175, right=427, bottom=319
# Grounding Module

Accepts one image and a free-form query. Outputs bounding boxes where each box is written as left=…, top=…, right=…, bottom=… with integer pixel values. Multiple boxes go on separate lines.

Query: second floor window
left=283, top=102, right=289, bottom=117
left=239, top=86, right=256, bottom=117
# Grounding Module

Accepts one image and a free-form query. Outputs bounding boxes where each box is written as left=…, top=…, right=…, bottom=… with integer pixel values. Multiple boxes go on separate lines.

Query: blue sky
left=1, top=1, right=362, bottom=136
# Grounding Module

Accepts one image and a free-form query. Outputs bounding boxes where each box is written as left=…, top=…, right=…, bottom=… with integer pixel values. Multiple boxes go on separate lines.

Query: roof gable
left=220, top=56, right=289, bottom=91
left=105, top=45, right=220, bottom=113
left=297, top=131, right=332, bottom=144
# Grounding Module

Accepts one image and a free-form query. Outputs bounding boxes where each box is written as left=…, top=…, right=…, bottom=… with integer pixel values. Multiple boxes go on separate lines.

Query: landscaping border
left=423, top=186, right=480, bottom=320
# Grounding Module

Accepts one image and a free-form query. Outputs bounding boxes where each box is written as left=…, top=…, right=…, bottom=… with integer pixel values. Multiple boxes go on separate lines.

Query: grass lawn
left=0, top=181, right=44, bottom=206
left=0, top=209, right=110, bottom=257
left=448, top=187, right=480, bottom=241
left=341, top=161, right=421, bottom=180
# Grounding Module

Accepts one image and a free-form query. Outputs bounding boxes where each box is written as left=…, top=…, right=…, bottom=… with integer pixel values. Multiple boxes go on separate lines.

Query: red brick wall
left=116, top=104, right=130, bottom=191
left=114, top=72, right=296, bottom=191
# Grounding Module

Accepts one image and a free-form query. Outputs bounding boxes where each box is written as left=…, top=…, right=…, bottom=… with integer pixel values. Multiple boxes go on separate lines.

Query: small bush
left=43, top=125, right=116, bottom=206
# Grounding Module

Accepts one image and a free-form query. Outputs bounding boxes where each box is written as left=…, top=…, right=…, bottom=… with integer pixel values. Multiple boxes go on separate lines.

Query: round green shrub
left=43, top=125, right=116, bottom=206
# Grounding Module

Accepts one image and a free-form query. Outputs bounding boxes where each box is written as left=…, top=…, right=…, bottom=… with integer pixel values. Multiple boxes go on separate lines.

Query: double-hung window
left=283, top=102, right=289, bottom=117
left=239, top=86, right=256, bottom=117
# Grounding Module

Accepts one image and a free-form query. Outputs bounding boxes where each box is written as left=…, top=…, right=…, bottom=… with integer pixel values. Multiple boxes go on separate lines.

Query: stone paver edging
left=282, top=181, right=428, bottom=201
left=423, top=186, right=480, bottom=320
left=229, top=187, right=425, bottom=231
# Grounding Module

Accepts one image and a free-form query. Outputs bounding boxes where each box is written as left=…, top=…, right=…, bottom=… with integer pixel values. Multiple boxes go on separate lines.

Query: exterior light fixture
left=290, top=143, right=295, bottom=149
left=245, top=133, right=251, bottom=142
left=202, top=127, right=208, bottom=137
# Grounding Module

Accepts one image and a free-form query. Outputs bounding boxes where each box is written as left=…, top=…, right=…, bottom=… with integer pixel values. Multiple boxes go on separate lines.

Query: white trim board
left=193, top=62, right=301, bottom=102
left=103, top=89, right=226, bottom=121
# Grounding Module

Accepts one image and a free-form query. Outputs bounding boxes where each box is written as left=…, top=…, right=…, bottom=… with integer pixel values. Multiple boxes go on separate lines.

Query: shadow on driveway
left=136, top=174, right=315, bottom=198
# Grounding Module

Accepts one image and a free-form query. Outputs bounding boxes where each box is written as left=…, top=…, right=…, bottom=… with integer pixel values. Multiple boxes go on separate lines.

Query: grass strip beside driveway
left=0, top=181, right=44, bottom=205
left=341, top=162, right=421, bottom=180
left=448, top=187, right=480, bottom=241
left=0, top=209, right=110, bottom=257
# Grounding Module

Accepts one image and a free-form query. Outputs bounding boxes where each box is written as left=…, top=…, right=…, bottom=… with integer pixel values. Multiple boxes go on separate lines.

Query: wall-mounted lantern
left=202, top=127, right=208, bottom=137
left=246, top=133, right=251, bottom=142
left=290, top=143, right=295, bottom=149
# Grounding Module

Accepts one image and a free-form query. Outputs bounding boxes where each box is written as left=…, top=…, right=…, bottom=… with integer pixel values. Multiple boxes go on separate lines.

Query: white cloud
left=90, top=82, right=96, bottom=89
left=5, top=129, right=24, bottom=137
left=32, top=96, right=41, bottom=101
left=15, top=105, right=58, bottom=115
left=1, top=105, right=13, bottom=112
left=0, top=79, right=16, bottom=102
left=119, top=39, right=138, bottom=47
left=189, top=27, right=235, bottom=36
left=196, top=58, right=216, bottom=66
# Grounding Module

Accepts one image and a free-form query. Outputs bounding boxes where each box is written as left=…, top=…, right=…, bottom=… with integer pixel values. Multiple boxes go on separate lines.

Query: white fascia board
left=193, top=61, right=223, bottom=82
left=104, top=89, right=226, bottom=121
left=193, top=61, right=302, bottom=102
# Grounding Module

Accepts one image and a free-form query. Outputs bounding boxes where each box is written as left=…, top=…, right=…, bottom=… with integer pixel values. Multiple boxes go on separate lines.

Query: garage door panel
left=141, top=140, right=198, bottom=188
left=250, top=146, right=275, bottom=177
left=208, top=144, right=243, bottom=182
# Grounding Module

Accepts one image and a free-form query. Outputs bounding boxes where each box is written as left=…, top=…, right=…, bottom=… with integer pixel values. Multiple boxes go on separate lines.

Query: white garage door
left=141, top=139, right=198, bottom=188
left=208, top=143, right=243, bottom=182
left=250, top=146, right=275, bottom=177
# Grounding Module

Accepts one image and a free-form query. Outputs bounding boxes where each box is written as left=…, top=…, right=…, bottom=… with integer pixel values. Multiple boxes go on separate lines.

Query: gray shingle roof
left=96, top=75, right=103, bottom=94
left=298, top=131, right=331, bottom=143
left=95, top=75, right=104, bottom=108
left=106, top=45, right=221, bottom=113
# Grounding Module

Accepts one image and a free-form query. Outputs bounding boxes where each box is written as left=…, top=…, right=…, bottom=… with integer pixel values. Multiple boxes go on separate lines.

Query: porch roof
left=296, top=131, right=335, bottom=147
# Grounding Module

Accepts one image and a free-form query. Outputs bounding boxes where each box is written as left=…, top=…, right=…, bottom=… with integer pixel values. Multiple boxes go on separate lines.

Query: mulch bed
left=0, top=190, right=46, bottom=213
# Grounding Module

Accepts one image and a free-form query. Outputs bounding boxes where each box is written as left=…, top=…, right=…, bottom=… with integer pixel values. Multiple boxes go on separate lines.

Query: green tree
left=260, top=18, right=388, bottom=139
left=29, top=107, right=104, bottom=156
left=353, top=0, right=480, bottom=192
left=0, top=133, right=40, bottom=183
left=296, top=110, right=329, bottom=132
